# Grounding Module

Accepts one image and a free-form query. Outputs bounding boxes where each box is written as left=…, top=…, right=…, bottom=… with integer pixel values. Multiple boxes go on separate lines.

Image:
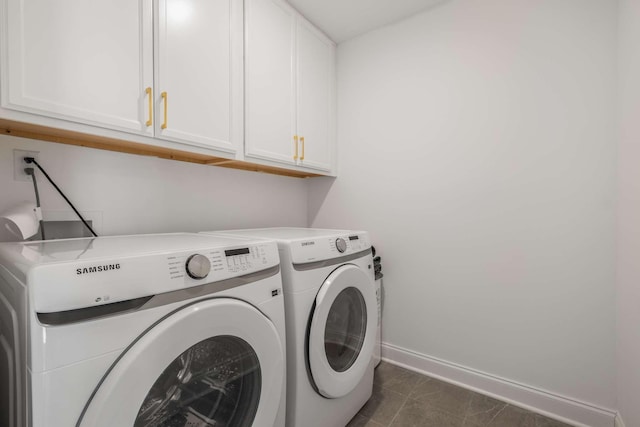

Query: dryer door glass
left=134, top=335, right=261, bottom=427
left=324, top=287, right=366, bottom=372
left=308, top=264, right=377, bottom=398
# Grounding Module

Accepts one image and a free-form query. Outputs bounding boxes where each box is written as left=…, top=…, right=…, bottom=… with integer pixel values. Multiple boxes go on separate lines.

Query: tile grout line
left=385, top=372, right=427, bottom=426
left=386, top=393, right=411, bottom=427
left=484, top=403, right=509, bottom=427
left=461, top=392, right=473, bottom=425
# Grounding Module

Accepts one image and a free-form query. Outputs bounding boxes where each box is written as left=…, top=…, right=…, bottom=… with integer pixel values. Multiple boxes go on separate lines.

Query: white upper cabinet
left=1, top=0, right=154, bottom=135
left=1, top=0, right=335, bottom=175
left=245, top=0, right=335, bottom=173
left=154, top=0, right=243, bottom=153
left=1, top=0, right=242, bottom=155
left=295, top=19, right=334, bottom=172
left=244, top=0, right=297, bottom=166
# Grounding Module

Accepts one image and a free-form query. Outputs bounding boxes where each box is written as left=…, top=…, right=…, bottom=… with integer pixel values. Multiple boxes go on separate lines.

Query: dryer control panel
left=291, top=232, right=371, bottom=264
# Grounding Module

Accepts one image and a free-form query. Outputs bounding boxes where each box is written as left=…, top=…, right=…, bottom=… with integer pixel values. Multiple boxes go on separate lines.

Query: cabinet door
left=296, top=19, right=335, bottom=172
left=244, top=0, right=297, bottom=165
left=155, top=0, right=242, bottom=154
left=1, top=0, right=153, bottom=135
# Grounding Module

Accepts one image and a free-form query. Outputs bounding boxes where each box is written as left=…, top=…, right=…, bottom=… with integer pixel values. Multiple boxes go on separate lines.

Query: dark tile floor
left=347, top=362, right=573, bottom=427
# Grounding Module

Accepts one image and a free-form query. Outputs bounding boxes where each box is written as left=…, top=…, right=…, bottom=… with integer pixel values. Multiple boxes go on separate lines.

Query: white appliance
left=0, top=233, right=287, bottom=427
left=204, top=228, right=377, bottom=427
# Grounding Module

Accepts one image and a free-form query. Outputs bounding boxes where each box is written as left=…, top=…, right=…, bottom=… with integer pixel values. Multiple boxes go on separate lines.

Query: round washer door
left=78, top=298, right=284, bottom=427
left=308, top=264, right=377, bottom=398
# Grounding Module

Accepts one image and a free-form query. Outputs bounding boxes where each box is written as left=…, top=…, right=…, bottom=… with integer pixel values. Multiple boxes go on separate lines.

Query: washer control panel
left=24, top=234, right=281, bottom=314
left=167, top=243, right=277, bottom=282
left=185, top=254, right=211, bottom=279
left=224, top=246, right=270, bottom=274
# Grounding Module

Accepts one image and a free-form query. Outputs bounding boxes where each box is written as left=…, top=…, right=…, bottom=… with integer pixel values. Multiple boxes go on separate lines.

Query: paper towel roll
left=0, top=201, right=41, bottom=242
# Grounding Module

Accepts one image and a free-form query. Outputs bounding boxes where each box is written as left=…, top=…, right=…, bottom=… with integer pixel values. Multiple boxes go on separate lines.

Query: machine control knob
left=335, top=238, right=347, bottom=253
left=185, top=254, right=211, bottom=280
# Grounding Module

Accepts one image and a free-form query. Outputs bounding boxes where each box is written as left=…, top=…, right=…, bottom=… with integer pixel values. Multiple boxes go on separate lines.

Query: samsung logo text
left=76, top=264, right=121, bottom=275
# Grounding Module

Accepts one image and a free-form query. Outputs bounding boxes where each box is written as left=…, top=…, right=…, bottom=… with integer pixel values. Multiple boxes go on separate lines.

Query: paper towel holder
left=0, top=201, right=42, bottom=242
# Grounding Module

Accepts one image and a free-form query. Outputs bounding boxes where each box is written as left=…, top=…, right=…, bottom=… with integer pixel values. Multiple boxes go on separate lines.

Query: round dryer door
left=308, top=264, right=377, bottom=398
left=77, top=298, right=284, bottom=427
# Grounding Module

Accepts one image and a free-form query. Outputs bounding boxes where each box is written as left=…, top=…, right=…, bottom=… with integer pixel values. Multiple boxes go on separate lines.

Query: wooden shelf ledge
left=0, top=118, right=320, bottom=179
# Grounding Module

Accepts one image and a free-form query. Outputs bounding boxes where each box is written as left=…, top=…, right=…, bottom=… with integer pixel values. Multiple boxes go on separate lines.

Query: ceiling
left=287, top=0, right=446, bottom=43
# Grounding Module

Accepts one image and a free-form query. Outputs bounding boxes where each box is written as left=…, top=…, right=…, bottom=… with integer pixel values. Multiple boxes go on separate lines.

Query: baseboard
left=381, top=342, right=616, bottom=427
left=615, top=413, right=626, bottom=427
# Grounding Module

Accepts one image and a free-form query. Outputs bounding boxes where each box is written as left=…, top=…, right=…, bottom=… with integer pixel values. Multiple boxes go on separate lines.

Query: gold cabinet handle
left=161, top=91, right=168, bottom=129
left=293, top=135, right=299, bottom=160
left=145, top=87, right=153, bottom=126
left=300, top=136, right=305, bottom=160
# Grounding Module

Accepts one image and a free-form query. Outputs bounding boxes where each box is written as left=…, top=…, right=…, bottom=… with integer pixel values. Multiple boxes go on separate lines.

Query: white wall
left=0, top=135, right=309, bottom=236
left=617, top=0, right=640, bottom=425
left=309, top=0, right=617, bottom=412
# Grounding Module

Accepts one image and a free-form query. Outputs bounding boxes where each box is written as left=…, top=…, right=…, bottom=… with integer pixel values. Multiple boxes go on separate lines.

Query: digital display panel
left=225, top=248, right=250, bottom=257
left=349, top=236, right=359, bottom=241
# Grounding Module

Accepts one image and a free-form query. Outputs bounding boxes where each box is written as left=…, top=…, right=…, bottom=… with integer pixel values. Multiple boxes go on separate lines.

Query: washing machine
left=0, top=233, right=287, bottom=427
left=204, top=228, right=377, bottom=427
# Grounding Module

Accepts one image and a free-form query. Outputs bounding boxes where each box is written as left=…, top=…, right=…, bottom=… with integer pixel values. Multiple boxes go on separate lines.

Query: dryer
left=205, top=228, right=377, bottom=427
left=0, top=233, right=286, bottom=427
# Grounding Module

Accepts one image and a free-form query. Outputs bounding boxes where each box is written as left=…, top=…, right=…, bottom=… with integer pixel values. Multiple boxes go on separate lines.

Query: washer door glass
left=324, top=287, right=366, bottom=373
left=135, top=336, right=261, bottom=427
left=78, top=298, right=284, bottom=427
